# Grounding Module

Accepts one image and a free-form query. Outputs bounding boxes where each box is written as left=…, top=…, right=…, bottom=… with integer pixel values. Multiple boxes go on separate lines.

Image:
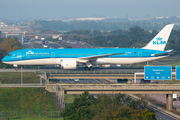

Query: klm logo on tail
left=153, top=37, right=166, bottom=45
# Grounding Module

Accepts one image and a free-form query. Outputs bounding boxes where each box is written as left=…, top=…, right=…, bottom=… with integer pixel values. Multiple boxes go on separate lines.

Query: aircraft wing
left=78, top=52, right=124, bottom=60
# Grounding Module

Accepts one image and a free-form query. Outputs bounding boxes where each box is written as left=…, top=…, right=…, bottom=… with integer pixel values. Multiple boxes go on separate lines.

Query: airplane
left=2, top=24, right=174, bottom=70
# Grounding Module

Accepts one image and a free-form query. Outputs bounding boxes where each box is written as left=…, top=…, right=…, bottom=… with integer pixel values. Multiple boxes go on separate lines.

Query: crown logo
left=26, top=50, right=34, bottom=54
left=156, top=37, right=163, bottom=40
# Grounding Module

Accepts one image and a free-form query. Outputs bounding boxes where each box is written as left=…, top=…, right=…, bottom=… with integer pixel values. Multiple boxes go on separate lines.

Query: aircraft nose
left=2, top=56, right=7, bottom=63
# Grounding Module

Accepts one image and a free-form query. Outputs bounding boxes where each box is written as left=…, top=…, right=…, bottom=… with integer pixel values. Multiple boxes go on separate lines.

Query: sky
left=0, top=0, right=180, bottom=19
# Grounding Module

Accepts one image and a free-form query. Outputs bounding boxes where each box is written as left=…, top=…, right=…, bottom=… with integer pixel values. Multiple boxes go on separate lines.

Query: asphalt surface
left=23, top=41, right=62, bottom=48
left=23, top=42, right=38, bottom=48
left=62, top=41, right=90, bottom=48
left=149, top=94, right=180, bottom=110
left=58, top=79, right=101, bottom=83
left=93, top=94, right=178, bottom=120
left=149, top=105, right=179, bottom=120
left=33, top=41, right=62, bottom=48
left=45, top=42, right=61, bottom=48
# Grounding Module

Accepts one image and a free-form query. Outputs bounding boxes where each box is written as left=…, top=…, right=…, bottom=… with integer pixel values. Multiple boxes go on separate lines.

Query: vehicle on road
left=173, top=94, right=180, bottom=101
left=74, top=79, right=79, bottom=82
left=2, top=24, right=174, bottom=70
left=41, top=40, right=45, bottom=44
left=43, top=45, right=48, bottom=48
left=45, top=40, right=49, bottom=43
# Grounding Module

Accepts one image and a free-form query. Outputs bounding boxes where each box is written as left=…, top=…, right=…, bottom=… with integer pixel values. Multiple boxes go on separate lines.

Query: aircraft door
left=98, top=52, right=103, bottom=55
left=138, top=51, right=142, bottom=58
left=17, top=52, right=22, bottom=59
left=51, top=52, right=55, bottom=58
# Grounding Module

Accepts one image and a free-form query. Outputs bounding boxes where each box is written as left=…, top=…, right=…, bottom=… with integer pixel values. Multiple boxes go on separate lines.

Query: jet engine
left=60, top=59, right=77, bottom=69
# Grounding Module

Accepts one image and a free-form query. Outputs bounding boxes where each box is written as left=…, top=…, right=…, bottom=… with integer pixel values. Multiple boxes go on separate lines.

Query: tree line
left=61, top=92, right=156, bottom=120
left=30, top=20, right=177, bottom=31
left=0, top=37, right=21, bottom=68
left=63, top=26, right=180, bottom=55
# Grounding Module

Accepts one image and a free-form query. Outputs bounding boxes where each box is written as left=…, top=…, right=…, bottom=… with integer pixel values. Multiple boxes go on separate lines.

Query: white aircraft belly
left=4, top=58, right=59, bottom=65
left=96, top=56, right=168, bottom=64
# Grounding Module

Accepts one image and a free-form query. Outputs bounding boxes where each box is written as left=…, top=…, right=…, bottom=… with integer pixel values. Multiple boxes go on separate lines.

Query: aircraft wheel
left=84, top=66, right=88, bottom=70
left=15, top=67, right=19, bottom=71
left=89, top=66, right=93, bottom=71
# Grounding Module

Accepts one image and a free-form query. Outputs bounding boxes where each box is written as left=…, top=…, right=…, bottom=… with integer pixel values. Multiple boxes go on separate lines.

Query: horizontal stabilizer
left=165, top=49, right=173, bottom=53
left=151, top=49, right=173, bottom=56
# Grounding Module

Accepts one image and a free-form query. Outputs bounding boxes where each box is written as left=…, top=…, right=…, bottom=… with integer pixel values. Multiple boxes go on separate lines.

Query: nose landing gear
left=15, top=67, right=19, bottom=71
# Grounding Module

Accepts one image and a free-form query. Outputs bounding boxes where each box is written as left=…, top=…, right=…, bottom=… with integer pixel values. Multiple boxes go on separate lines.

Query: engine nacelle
left=60, top=59, right=77, bottom=69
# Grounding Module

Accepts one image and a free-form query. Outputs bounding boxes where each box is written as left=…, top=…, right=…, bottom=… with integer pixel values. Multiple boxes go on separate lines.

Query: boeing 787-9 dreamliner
left=2, top=24, right=174, bottom=70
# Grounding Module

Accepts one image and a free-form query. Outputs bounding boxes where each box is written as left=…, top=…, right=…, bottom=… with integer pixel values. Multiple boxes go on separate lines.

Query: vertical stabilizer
left=143, top=24, right=174, bottom=51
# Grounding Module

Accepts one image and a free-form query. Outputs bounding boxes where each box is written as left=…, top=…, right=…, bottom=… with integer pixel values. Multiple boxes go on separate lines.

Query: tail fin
left=143, top=24, right=174, bottom=51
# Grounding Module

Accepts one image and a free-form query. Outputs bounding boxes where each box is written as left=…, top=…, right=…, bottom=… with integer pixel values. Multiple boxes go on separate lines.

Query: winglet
left=143, top=24, right=174, bottom=51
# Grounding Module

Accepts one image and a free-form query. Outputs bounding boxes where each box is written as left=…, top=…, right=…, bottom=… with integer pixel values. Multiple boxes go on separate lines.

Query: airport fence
left=0, top=111, right=62, bottom=119
left=36, top=70, right=144, bottom=75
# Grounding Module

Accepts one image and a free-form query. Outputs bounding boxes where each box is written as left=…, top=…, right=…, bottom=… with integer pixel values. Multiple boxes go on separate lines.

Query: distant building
left=25, top=32, right=34, bottom=38
left=0, top=22, right=23, bottom=38
left=52, top=34, right=62, bottom=39
left=0, top=22, right=22, bottom=34
left=35, top=36, right=39, bottom=39
left=155, top=16, right=169, bottom=19
left=77, top=17, right=105, bottom=21
left=58, top=37, right=62, bottom=40
left=52, top=35, right=59, bottom=39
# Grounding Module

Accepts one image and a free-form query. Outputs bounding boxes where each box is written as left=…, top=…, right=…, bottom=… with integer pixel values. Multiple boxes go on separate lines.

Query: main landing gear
left=84, top=66, right=93, bottom=71
left=84, top=61, right=93, bottom=70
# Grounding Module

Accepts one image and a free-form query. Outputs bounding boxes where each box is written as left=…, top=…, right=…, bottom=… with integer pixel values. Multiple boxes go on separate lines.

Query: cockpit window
left=8, top=54, right=11, bottom=56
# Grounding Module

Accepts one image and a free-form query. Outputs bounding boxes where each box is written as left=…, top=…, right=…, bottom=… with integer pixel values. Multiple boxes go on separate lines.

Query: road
left=23, top=42, right=38, bottom=48
left=58, top=79, right=101, bottom=83
left=23, top=41, right=62, bottom=48
left=93, top=94, right=179, bottom=120
left=149, top=94, right=180, bottom=109
left=62, top=41, right=90, bottom=48
left=33, top=41, right=62, bottom=48
left=46, top=42, right=61, bottom=48
left=149, top=104, right=179, bottom=120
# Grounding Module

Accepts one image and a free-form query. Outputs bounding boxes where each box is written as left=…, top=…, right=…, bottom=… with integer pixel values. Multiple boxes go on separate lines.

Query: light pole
left=21, top=66, right=23, bottom=87
left=40, top=70, right=42, bottom=85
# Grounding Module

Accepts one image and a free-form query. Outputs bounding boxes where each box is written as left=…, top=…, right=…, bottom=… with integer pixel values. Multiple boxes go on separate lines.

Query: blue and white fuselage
left=2, top=48, right=169, bottom=64
left=2, top=24, right=174, bottom=69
